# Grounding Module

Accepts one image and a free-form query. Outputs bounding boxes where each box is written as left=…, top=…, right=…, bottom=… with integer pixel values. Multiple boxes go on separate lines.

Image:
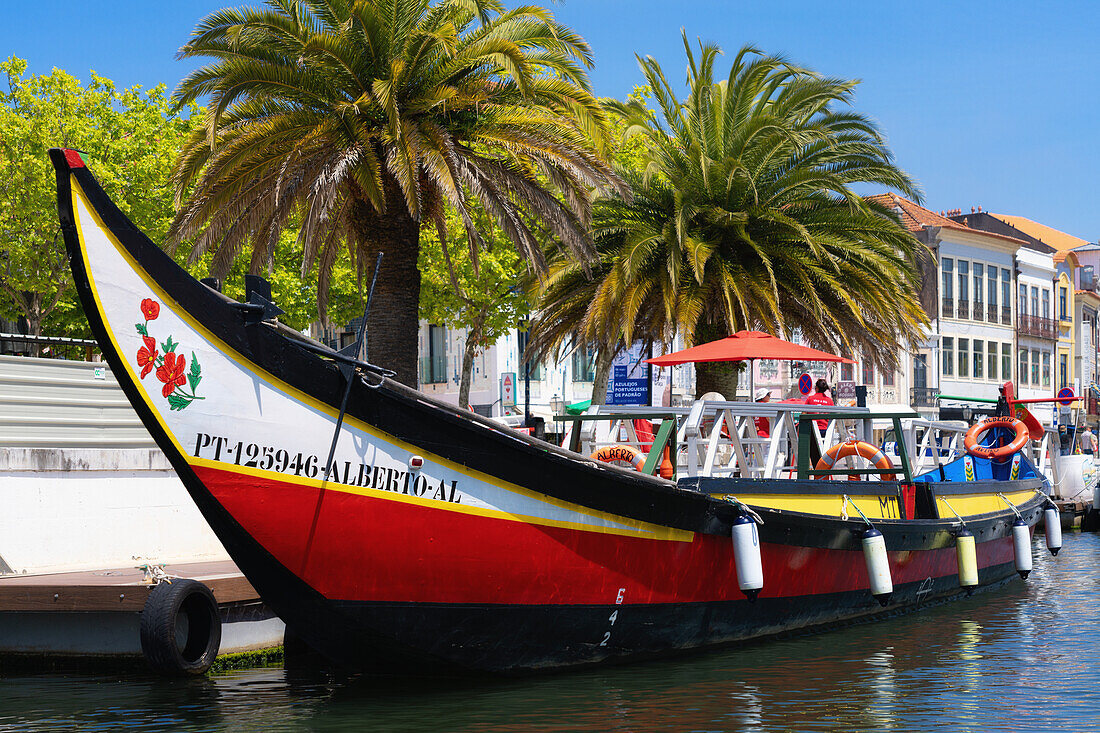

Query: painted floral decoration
left=141, top=298, right=160, bottom=321
left=134, top=298, right=203, bottom=410
left=136, top=336, right=159, bottom=378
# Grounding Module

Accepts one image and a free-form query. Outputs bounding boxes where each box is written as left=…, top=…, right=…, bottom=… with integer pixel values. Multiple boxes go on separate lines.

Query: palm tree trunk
left=590, top=347, right=616, bottom=405
left=349, top=182, right=421, bottom=387
left=692, top=322, right=739, bottom=399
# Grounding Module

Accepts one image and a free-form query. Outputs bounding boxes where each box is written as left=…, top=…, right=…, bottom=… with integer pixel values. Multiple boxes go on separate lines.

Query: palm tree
left=529, top=37, right=929, bottom=398
left=167, top=0, right=622, bottom=385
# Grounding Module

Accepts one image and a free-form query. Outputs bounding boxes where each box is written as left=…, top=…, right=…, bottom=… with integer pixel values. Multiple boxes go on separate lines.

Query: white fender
left=1044, top=507, right=1062, bottom=556
left=1012, top=519, right=1032, bottom=579
left=861, top=527, right=892, bottom=606
left=731, top=514, right=763, bottom=601
left=956, top=529, right=978, bottom=588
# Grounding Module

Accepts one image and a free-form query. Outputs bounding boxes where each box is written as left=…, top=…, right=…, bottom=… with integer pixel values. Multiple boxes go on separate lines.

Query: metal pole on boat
left=321, top=252, right=384, bottom=484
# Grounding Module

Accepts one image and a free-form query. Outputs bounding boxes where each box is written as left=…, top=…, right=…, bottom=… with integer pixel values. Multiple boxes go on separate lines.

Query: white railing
left=563, top=402, right=1062, bottom=484
left=568, top=402, right=897, bottom=479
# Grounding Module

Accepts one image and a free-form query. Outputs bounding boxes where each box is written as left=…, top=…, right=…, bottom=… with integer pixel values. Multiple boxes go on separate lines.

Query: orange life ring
left=964, top=417, right=1029, bottom=459
left=815, top=440, right=896, bottom=481
left=591, top=445, right=645, bottom=471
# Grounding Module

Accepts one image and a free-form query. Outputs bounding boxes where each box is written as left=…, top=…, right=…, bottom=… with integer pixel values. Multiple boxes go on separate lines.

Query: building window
left=988, top=269, right=998, bottom=319
left=1030, top=287, right=1039, bottom=321
left=941, top=257, right=954, bottom=317
left=943, top=337, right=954, bottom=377
left=1042, top=289, right=1051, bottom=320
left=841, top=361, right=854, bottom=381
left=1060, top=287, right=1068, bottom=320
left=973, top=263, right=984, bottom=319
left=1001, top=269, right=1012, bottom=323
left=882, top=368, right=894, bottom=387
left=1019, top=348, right=1029, bottom=385
left=862, top=361, right=875, bottom=386
left=973, top=339, right=984, bottom=379
left=1002, top=343, right=1012, bottom=382
left=1031, top=348, right=1040, bottom=386
left=516, top=329, right=543, bottom=380
left=958, top=338, right=969, bottom=378
left=1018, top=284, right=1028, bottom=317
left=1061, top=353, right=1069, bottom=389
left=957, top=261, right=969, bottom=318
left=571, top=348, right=596, bottom=382
left=913, top=354, right=927, bottom=390
left=988, top=341, right=998, bottom=381
left=1042, top=351, right=1051, bottom=388
left=422, top=325, right=448, bottom=384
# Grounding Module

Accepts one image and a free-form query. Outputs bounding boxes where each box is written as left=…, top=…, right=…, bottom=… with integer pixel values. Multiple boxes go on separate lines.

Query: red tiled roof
left=866, top=193, right=1028, bottom=247
left=865, top=193, right=969, bottom=234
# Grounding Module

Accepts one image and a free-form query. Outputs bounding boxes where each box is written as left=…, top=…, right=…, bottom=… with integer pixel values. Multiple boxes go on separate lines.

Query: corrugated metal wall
left=0, top=355, right=156, bottom=449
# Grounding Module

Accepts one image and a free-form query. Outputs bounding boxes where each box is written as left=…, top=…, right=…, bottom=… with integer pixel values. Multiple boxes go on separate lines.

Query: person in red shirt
left=804, top=379, right=834, bottom=434
left=754, top=388, right=771, bottom=437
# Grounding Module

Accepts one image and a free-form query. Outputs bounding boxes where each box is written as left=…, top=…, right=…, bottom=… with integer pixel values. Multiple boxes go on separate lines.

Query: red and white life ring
left=815, top=440, right=896, bottom=481
left=590, top=445, right=645, bottom=471
left=964, top=417, right=1029, bottom=460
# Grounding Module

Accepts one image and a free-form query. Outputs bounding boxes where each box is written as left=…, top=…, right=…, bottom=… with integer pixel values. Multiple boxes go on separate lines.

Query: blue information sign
left=606, top=342, right=651, bottom=406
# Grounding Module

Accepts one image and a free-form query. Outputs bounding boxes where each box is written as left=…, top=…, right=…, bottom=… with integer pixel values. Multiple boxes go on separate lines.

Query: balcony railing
left=988, top=304, right=998, bottom=322
left=941, top=297, right=954, bottom=319
left=1016, top=314, right=1058, bottom=340
left=957, top=299, right=970, bottom=320
left=1001, top=305, right=1012, bottom=325
left=972, top=301, right=984, bottom=321
left=910, top=387, right=938, bottom=409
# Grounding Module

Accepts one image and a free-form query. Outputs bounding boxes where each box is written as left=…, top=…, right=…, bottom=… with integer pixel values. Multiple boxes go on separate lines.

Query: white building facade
left=1014, top=247, right=1057, bottom=424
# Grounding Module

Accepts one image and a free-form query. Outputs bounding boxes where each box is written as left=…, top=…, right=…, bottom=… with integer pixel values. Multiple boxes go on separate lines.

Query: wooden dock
left=0, top=561, right=284, bottom=667
left=0, top=560, right=260, bottom=612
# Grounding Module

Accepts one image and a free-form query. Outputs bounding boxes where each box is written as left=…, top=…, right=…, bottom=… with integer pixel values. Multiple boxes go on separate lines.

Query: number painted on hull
left=599, top=589, right=626, bottom=647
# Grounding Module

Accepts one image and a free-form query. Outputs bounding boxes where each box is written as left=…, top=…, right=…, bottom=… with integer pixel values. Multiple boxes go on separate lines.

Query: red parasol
left=646, top=331, right=855, bottom=400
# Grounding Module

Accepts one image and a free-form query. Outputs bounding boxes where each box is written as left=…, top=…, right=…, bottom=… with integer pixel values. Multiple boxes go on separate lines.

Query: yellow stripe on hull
left=712, top=493, right=903, bottom=520
left=936, top=490, right=1035, bottom=519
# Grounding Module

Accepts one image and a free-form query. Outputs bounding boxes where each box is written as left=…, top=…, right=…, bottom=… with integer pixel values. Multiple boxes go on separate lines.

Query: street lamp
left=550, top=394, right=564, bottom=415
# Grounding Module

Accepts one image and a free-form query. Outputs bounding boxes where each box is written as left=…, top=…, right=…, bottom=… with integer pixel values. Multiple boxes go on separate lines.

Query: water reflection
left=4, top=535, right=1100, bottom=731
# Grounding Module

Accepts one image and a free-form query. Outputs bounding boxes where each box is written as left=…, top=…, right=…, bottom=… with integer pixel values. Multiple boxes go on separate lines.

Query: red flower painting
left=140, top=298, right=160, bottom=321
left=156, top=351, right=188, bottom=398
left=136, top=336, right=159, bottom=378
left=134, top=297, right=203, bottom=410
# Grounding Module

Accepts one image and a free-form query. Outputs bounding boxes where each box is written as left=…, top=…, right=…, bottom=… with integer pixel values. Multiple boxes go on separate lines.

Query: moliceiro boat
left=52, top=148, right=1055, bottom=674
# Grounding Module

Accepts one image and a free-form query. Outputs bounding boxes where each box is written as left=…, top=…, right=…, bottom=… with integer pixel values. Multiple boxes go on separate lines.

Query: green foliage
left=0, top=57, right=198, bottom=335
left=419, top=210, right=529, bottom=350
left=173, top=227, right=366, bottom=333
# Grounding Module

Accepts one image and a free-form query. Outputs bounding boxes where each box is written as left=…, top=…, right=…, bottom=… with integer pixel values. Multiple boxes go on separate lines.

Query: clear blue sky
left=5, top=0, right=1098, bottom=240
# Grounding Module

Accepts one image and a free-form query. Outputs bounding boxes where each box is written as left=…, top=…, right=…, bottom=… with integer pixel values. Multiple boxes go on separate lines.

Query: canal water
left=3, top=533, right=1100, bottom=732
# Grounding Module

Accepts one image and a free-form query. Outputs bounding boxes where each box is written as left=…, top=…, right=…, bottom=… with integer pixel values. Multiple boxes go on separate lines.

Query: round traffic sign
left=798, top=373, right=812, bottom=395
left=1057, top=387, right=1076, bottom=405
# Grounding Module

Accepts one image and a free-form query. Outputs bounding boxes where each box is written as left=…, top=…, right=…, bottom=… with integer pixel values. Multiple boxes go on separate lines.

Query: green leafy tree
left=167, top=0, right=623, bottom=387
left=175, top=226, right=366, bottom=334
left=0, top=57, right=197, bottom=338
left=419, top=212, right=527, bottom=408
left=535, top=39, right=929, bottom=399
